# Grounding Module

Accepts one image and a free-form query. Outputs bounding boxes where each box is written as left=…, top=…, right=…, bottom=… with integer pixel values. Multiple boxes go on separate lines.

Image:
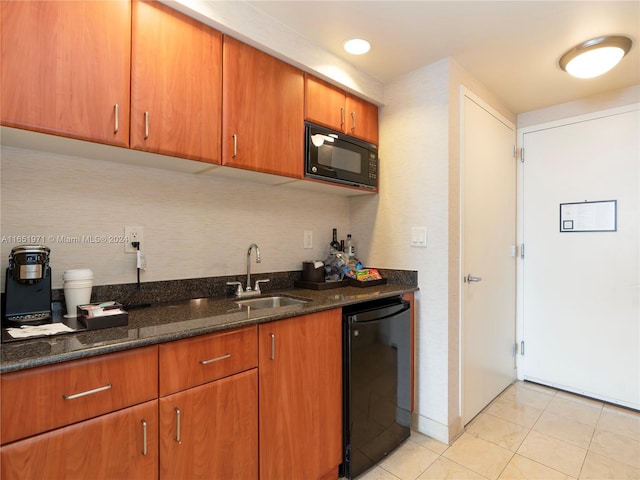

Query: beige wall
left=518, top=85, right=639, bottom=128
left=352, top=58, right=452, bottom=441
left=1, top=146, right=350, bottom=290
left=351, top=58, right=516, bottom=443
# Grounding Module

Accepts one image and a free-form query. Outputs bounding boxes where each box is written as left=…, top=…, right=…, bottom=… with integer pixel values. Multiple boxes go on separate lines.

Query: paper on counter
left=6, top=323, right=75, bottom=339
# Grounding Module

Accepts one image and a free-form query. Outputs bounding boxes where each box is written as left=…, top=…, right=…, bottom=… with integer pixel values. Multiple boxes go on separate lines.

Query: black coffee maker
left=3, top=245, right=52, bottom=326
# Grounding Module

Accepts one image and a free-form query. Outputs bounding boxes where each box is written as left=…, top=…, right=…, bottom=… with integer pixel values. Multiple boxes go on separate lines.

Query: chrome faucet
left=227, top=243, right=270, bottom=297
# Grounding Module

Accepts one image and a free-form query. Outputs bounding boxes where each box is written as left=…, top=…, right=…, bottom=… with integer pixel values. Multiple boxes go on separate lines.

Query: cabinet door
left=131, top=0, right=222, bottom=163
left=259, top=309, right=342, bottom=480
left=0, top=0, right=131, bottom=146
left=345, top=94, right=379, bottom=144
left=222, top=36, right=304, bottom=178
left=0, top=400, right=158, bottom=480
left=160, top=369, right=258, bottom=479
left=305, top=75, right=346, bottom=132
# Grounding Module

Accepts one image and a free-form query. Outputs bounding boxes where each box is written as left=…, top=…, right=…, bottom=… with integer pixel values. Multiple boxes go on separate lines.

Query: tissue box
left=77, top=302, right=129, bottom=330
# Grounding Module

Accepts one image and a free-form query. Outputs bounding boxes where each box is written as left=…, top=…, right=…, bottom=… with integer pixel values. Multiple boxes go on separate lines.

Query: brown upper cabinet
left=305, top=75, right=379, bottom=145
left=131, top=0, right=222, bottom=163
left=222, top=36, right=304, bottom=178
left=0, top=0, right=131, bottom=147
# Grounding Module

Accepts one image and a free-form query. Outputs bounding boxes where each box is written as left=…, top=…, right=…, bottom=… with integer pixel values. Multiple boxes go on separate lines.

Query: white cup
left=63, top=269, right=93, bottom=318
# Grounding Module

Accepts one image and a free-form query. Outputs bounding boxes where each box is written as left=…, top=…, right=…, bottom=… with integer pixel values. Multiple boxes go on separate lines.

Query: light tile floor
left=358, top=381, right=640, bottom=480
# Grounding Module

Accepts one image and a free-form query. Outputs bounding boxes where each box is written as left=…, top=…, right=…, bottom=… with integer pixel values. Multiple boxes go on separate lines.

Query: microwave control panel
left=369, top=153, right=378, bottom=180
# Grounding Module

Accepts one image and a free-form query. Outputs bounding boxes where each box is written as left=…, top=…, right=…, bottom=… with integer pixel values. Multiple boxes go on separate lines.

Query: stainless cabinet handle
left=232, top=134, right=238, bottom=158
left=114, top=104, right=119, bottom=134
left=144, top=111, right=149, bottom=139
left=199, top=353, right=231, bottom=365
left=175, top=408, right=182, bottom=444
left=340, top=107, right=345, bottom=128
left=141, top=419, right=148, bottom=455
left=269, top=333, right=275, bottom=360
left=63, top=383, right=112, bottom=400
left=351, top=111, right=356, bottom=131
left=465, top=275, right=483, bottom=283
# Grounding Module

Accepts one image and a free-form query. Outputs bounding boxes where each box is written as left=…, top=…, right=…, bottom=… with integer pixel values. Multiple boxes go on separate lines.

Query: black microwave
left=304, top=122, right=378, bottom=191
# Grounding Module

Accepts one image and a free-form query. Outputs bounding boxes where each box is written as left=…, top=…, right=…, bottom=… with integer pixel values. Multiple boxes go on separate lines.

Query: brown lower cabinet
left=259, top=309, right=343, bottom=480
left=159, top=369, right=258, bottom=479
left=0, top=310, right=345, bottom=480
left=0, top=400, right=158, bottom=480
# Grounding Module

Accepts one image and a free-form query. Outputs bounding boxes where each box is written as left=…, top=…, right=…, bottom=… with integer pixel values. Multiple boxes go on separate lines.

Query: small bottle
left=330, top=228, right=340, bottom=252
left=347, top=234, right=354, bottom=258
left=340, top=239, right=345, bottom=252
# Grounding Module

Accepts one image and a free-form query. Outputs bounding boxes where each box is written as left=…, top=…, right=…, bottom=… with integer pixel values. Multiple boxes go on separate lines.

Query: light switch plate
left=304, top=230, right=313, bottom=249
left=410, top=227, right=427, bottom=247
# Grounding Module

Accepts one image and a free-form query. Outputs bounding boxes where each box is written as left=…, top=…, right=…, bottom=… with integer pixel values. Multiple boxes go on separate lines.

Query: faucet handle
left=254, top=279, right=270, bottom=293
left=226, top=281, right=243, bottom=297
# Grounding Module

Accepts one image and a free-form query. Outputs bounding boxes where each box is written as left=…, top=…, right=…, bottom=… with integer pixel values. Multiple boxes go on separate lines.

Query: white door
left=520, top=106, right=639, bottom=409
left=461, top=91, right=517, bottom=424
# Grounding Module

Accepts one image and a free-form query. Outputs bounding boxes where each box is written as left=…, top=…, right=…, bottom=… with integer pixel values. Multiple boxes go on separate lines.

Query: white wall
left=351, top=58, right=516, bottom=443
left=518, top=85, right=640, bottom=128
left=0, top=147, right=350, bottom=290
left=352, top=58, right=452, bottom=441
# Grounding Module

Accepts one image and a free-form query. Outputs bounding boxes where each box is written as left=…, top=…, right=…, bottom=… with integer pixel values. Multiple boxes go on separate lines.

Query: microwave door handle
left=315, top=165, right=338, bottom=176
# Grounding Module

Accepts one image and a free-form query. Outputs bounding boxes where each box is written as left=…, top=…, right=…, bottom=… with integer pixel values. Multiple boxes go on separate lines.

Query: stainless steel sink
left=235, top=296, right=309, bottom=309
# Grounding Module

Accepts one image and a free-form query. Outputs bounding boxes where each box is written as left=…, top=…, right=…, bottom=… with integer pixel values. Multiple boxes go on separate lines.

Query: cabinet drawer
left=1, top=346, right=158, bottom=445
left=159, top=325, right=257, bottom=396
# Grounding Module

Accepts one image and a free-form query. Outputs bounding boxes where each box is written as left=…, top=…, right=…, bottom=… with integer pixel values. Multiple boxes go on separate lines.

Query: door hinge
left=520, top=340, right=525, bottom=356
left=520, top=147, right=525, bottom=163
left=513, top=145, right=517, bottom=158
left=520, top=243, right=525, bottom=259
left=513, top=342, right=518, bottom=356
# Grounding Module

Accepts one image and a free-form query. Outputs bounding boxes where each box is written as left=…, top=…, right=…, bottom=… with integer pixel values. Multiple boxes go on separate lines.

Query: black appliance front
left=3, top=268, right=52, bottom=326
left=305, top=122, right=378, bottom=191
left=341, top=296, right=411, bottom=479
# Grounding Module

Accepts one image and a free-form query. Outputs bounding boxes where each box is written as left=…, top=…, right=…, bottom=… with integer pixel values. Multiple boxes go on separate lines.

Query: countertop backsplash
left=51, top=269, right=418, bottom=310
left=1, top=145, right=357, bottom=291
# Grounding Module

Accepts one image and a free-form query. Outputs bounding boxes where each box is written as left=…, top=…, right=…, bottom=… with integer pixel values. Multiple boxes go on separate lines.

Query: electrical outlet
left=124, top=226, right=143, bottom=254
left=304, top=230, right=313, bottom=249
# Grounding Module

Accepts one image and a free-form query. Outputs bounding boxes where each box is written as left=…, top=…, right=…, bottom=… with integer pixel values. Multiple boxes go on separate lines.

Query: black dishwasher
left=341, top=296, right=412, bottom=479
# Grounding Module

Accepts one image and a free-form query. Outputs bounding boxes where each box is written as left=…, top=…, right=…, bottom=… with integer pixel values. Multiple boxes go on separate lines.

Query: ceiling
left=246, top=1, right=640, bottom=114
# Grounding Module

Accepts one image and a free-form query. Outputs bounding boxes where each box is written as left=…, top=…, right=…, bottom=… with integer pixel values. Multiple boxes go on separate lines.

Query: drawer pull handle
left=63, top=383, right=112, bottom=400
left=232, top=134, right=238, bottom=158
left=199, top=353, right=231, bottom=365
left=269, top=333, right=275, bottom=360
left=175, top=408, right=182, bottom=444
left=114, top=104, right=119, bottom=134
left=144, top=111, right=149, bottom=140
left=141, top=419, right=148, bottom=456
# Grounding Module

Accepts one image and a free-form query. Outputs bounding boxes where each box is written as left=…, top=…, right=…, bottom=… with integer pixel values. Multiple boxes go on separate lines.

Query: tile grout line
left=576, top=403, right=605, bottom=480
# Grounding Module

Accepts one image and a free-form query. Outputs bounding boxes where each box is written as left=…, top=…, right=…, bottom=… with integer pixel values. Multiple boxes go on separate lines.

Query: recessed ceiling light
left=559, top=35, right=632, bottom=79
left=343, top=38, right=371, bottom=55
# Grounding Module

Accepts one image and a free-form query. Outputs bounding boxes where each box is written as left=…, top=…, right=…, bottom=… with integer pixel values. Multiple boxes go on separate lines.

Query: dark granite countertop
left=0, top=283, right=417, bottom=374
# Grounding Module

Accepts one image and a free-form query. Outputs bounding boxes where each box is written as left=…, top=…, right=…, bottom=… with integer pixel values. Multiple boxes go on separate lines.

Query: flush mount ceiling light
left=343, top=38, right=371, bottom=55
left=559, top=35, right=632, bottom=79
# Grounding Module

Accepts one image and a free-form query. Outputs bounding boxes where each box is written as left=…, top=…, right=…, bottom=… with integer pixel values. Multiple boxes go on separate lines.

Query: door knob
left=465, top=275, right=482, bottom=283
